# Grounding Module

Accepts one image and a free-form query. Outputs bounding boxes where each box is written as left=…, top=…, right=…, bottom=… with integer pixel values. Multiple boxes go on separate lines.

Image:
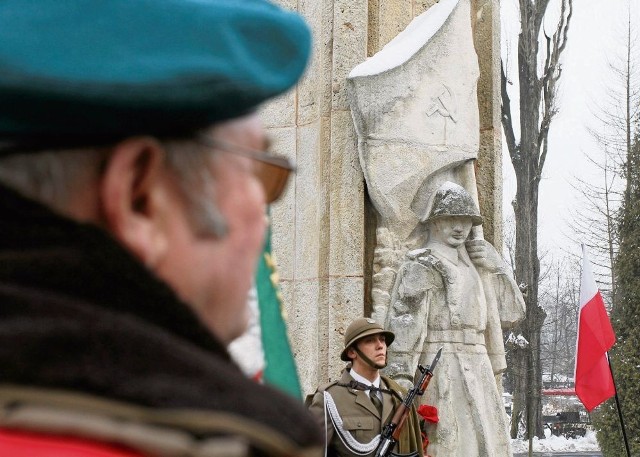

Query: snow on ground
left=505, top=387, right=601, bottom=454
left=511, top=430, right=600, bottom=453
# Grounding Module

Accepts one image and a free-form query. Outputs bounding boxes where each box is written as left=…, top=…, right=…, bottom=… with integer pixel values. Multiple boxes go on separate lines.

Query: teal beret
left=0, top=0, right=311, bottom=150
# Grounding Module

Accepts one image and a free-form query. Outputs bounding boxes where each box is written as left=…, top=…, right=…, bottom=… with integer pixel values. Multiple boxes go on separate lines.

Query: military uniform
left=307, top=318, right=423, bottom=457
left=308, top=370, right=422, bottom=457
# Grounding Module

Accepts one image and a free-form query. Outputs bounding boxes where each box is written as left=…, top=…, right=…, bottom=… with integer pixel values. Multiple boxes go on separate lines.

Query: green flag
left=256, top=224, right=302, bottom=399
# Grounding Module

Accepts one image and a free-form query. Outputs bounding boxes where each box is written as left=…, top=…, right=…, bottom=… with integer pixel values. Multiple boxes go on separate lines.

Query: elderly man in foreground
left=0, top=1, right=322, bottom=456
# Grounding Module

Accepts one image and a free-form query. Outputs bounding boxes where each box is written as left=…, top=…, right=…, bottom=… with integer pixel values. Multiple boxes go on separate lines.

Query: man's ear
left=99, top=137, right=170, bottom=268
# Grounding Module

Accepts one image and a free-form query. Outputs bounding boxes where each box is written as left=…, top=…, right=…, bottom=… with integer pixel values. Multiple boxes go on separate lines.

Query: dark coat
left=308, top=369, right=423, bottom=457
left=0, top=184, right=322, bottom=457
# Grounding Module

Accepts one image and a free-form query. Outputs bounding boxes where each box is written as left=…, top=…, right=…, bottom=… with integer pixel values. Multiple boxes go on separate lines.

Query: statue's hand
left=465, top=239, right=502, bottom=272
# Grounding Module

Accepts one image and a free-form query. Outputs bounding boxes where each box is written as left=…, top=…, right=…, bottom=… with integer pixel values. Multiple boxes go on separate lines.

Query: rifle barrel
left=374, top=348, right=443, bottom=457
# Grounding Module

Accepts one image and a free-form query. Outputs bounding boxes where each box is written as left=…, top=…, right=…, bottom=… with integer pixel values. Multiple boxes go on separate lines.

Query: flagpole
left=607, top=353, right=631, bottom=457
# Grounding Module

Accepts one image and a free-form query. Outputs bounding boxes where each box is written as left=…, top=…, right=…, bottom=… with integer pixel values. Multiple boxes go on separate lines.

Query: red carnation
left=417, top=404, right=439, bottom=423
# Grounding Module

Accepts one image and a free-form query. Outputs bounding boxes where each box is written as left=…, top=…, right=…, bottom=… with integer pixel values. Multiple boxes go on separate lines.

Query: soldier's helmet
left=340, top=317, right=395, bottom=361
left=425, top=181, right=483, bottom=226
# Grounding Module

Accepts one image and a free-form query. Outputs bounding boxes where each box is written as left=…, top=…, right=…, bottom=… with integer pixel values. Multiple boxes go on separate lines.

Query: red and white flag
left=574, top=245, right=616, bottom=412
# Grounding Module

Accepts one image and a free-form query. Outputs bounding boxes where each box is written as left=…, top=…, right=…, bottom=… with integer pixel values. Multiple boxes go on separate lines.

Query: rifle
left=374, top=347, right=442, bottom=457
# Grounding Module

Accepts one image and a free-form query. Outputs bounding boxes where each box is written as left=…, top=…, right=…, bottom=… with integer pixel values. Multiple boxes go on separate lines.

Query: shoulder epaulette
left=406, top=247, right=430, bottom=261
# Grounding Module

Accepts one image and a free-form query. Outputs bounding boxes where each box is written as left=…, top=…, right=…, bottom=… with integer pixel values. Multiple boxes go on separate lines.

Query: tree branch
left=537, top=0, right=573, bottom=177
left=501, top=61, right=520, bottom=166
left=533, top=0, right=552, bottom=40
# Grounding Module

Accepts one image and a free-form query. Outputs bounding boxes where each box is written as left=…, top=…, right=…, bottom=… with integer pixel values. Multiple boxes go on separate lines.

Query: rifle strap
left=334, top=380, right=404, bottom=402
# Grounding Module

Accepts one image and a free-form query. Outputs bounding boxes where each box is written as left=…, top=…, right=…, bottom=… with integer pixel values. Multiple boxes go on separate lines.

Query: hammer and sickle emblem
left=425, top=84, right=457, bottom=123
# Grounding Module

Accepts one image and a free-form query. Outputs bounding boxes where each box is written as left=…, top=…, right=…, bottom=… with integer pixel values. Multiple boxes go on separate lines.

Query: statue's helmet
left=425, top=181, right=483, bottom=226
left=340, top=317, right=395, bottom=362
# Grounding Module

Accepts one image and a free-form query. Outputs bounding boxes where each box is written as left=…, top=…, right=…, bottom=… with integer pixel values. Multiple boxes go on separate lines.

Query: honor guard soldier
left=308, top=318, right=424, bottom=457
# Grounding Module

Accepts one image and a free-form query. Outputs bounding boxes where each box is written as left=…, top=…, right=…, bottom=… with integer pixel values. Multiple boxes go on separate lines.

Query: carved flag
left=574, top=245, right=616, bottom=412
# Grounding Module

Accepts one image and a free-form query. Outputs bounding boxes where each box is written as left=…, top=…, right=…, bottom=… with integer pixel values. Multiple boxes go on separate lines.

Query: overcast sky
left=500, top=0, right=637, bottom=259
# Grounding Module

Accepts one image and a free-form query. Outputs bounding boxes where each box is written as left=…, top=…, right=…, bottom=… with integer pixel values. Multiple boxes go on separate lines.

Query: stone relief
left=385, top=182, right=524, bottom=455
left=347, top=0, right=484, bottom=323
left=347, top=0, right=526, bottom=455
left=426, top=83, right=457, bottom=122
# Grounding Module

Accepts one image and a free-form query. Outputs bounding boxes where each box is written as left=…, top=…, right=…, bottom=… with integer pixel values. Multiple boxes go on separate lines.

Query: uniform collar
left=349, top=368, right=381, bottom=394
left=427, top=240, right=470, bottom=266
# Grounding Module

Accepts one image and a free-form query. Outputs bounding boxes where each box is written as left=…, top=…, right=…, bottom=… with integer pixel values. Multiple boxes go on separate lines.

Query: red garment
left=0, top=428, right=147, bottom=457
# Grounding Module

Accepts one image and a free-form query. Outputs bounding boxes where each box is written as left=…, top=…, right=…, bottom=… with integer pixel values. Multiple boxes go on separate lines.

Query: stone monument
left=347, top=0, right=485, bottom=324
left=347, top=0, right=525, bottom=455
left=385, top=181, right=523, bottom=456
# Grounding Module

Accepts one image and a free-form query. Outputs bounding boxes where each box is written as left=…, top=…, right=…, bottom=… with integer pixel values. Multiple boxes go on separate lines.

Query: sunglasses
left=196, top=135, right=295, bottom=204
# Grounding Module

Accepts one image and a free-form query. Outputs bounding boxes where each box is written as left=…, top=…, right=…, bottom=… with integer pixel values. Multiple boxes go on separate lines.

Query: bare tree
left=539, top=257, right=580, bottom=388
left=566, top=150, right=622, bottom=306
left=568, top=4, right=640, bottom=309
left=501, top=0, right=573, bottom=439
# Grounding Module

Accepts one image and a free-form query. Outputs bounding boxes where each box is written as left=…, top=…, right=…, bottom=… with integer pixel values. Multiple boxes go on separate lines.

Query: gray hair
left=0, top=140, right=227, bottom=237
left=161, top=139, right=228, bottom=237
left=0, top=148, right=103, bottom=211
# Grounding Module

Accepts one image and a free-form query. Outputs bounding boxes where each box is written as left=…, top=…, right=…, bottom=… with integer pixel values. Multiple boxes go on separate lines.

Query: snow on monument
left=347, top=0, right=483, bottom=322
